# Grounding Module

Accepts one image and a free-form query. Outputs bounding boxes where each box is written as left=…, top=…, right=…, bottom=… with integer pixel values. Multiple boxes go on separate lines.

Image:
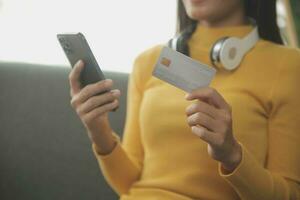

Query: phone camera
left=62, top=42, right=72, bottom=54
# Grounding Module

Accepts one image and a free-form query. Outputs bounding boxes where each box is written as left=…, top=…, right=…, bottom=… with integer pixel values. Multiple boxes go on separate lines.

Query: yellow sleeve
left=218, top=49, right=300, bottom=200
left=91, top=54, right=146, bottom=195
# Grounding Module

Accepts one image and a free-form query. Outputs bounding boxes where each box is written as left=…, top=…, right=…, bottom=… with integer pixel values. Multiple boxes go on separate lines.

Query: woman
left=69, top=0, right=300, bottom=199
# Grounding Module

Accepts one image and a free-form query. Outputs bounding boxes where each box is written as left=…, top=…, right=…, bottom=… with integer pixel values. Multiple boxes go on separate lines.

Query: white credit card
left=152, top=46, right=216, bottom=92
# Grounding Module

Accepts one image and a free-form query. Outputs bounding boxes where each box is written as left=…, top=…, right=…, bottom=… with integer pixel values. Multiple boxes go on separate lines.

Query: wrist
left=221, top=141, right=242, bottom=173
left=94, top=139, right=118, bottom=155
left=86, top=116, right=117, bottom=155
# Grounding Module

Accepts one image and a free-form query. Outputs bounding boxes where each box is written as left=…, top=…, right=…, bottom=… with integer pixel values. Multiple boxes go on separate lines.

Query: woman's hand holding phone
left=69, top=60, right=121, bottom=154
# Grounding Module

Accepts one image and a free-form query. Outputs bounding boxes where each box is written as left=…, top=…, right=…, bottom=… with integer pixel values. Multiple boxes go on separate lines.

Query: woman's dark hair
left=175, top=0, right=284, bottom=55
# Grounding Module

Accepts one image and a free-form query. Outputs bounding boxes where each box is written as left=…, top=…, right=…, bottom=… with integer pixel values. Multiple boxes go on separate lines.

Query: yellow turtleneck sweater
left=92, top=25, right=300, bottom=200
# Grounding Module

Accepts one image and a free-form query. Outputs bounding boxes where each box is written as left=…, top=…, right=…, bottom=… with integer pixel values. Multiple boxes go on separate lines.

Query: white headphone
left=170, top=22, right=260, bottom=71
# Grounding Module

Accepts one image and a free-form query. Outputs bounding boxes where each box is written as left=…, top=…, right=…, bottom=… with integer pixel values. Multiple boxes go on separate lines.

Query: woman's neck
left=199, top=6, right=248, bottom=28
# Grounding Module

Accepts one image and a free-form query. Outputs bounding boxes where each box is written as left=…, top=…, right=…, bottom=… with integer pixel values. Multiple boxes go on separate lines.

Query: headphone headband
left=240, top=26, right=259, bottom=55
left=168, top=19, right=260, bottom=71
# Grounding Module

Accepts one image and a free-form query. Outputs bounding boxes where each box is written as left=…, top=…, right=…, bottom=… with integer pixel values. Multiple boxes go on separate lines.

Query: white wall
left=0, top=0, right=177, bottom=72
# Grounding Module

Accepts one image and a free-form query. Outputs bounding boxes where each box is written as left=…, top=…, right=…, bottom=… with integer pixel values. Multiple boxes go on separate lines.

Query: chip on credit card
left=152, top=46, right=216, bottom=92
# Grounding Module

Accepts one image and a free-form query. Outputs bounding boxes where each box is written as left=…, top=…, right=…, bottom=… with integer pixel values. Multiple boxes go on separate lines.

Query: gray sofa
left=0, top=62, right=128, bottom=200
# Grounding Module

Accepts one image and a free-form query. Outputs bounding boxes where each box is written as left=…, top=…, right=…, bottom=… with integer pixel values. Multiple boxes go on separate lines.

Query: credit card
left=152, top=46, right=216, bottom=92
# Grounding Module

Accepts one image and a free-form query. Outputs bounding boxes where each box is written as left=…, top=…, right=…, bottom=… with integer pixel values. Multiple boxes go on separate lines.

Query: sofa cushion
left=0, top=62, right=128, bottom=200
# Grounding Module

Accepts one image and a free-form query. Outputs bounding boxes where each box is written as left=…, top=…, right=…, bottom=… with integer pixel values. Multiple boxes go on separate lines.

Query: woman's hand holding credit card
left=153, top=47, right=241, bottom=172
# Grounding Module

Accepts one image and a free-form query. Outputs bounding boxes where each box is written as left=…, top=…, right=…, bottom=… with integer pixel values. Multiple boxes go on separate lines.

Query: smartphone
left=57, top=33, right=118, bottom=111
left=57, top=32, right=106, bottom=87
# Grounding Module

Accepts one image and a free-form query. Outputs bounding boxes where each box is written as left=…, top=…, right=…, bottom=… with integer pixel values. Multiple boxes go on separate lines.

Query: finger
left=187, top=112, right=218, bottom=132
left=111, top=105, right=119, bottom=112
left=185, top=100, right=220, bottom=119
left=191, top=126, right=219, bottom=146
left=78, top=89, right=120, bottom=114
left=78, top=79, right=113, bottom=103
left=185, top=87, right=230, bottom=111
left=83, top=99, right=119, bottom=124
left=69, top=60, right=84, bottom=96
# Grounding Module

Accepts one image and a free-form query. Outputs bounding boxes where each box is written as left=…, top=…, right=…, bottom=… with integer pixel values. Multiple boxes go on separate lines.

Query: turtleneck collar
left=189, top=24, right=255, bottom=52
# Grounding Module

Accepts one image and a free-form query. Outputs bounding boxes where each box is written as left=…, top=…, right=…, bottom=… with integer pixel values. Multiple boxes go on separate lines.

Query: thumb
left=69, top=60, right=84, bottom=96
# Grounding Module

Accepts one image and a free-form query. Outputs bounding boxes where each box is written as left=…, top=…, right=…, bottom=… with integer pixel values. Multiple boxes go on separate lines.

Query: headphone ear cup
left=210, top=37, right=229, bottom=69
left=219, top=38, right=244, bottom=70
left=167, top=36, right=183, bottom=52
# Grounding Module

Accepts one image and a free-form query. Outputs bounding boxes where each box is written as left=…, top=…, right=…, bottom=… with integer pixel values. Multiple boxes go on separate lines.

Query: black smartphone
left=57, top=32, right=106, bottom=87
left=57, top=33, right=118, bottom=111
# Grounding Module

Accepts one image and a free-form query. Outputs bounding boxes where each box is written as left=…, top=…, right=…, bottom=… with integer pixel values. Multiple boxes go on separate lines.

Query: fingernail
left=104, top=79, right=113, bottom=88
left=76, top=60, right=83, bottom=67
left=106, top=79, right=112, bottom=84
left=111, top=90, right=120, bottom=97
left=185, top=93, right=190, bottom=99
